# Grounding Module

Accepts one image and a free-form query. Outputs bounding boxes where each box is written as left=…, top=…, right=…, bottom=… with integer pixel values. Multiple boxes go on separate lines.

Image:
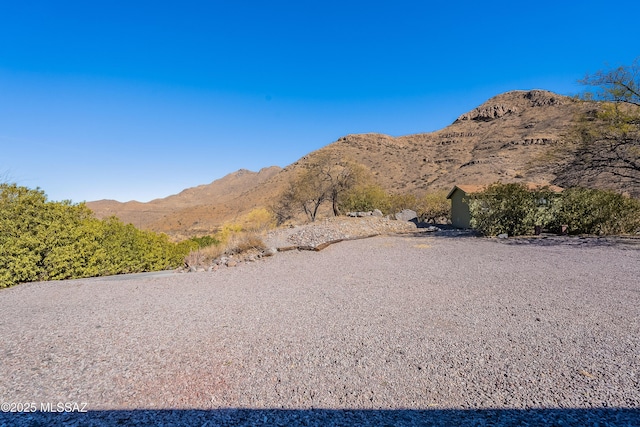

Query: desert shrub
left=225, top=231, right=266, bottom=255
left=239, top=207, right=277, bottom=232
left=416, top=191, right=451, bottom=223
left=183, top=212, right=271, bottom=267
left=553, top=188, right=640, bottom=235
left=188, top=235, right=221, bottom=248
left=214, top=222, right=244, bottom=245
left=184, top=241, right=226, bottom=268
left=341, top=188, right=442, bottom=218
left=469, top=183, right=559, bottom=236
left=339, top=184, right=391, bottom=213
left=387, top=193, right=419, bottom=215
left=0, top=183, right=191, bottom=288
left=468, top=183, right=638, bottom=236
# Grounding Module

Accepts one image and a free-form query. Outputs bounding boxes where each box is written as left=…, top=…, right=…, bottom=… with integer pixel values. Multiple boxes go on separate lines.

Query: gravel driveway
left=1, top=233, right=638, bottom=426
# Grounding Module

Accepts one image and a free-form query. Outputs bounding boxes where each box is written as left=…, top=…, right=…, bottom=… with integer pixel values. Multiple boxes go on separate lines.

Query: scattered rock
left=498, top=233, right=509, bottom=239
left=226, top=260, right=238, bottom=268
left=372, top=209, right=383, bottom=217
left=395, top=209, right=418, bottom=222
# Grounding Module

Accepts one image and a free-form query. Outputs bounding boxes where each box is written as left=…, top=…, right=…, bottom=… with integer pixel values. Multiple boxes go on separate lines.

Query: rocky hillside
left=87, top=166, right=281, bottom=236
left=88, top=90, right=635, bottom=237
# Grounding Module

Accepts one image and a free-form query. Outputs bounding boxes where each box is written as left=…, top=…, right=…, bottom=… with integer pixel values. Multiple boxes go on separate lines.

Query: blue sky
left=1, top=1, right=638, bottom=202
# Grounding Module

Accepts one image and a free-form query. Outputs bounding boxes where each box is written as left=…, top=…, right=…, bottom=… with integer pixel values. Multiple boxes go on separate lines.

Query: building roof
left=446, top=183, right=563, bottom=199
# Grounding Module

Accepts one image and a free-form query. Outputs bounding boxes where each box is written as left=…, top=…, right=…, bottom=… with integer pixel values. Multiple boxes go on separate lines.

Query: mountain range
left=87, top=89, right=637, bottom=238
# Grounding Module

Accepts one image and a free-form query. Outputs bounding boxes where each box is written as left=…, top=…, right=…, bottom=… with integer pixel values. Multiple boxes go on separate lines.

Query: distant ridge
left=87, top=90, right=636, bottom=237
left=87, top=166, right=281, bottom=236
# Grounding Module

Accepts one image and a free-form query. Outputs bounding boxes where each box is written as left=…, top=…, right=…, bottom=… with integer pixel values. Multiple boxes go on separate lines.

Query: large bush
left=469, top=183, right=559, bottom=236
left=416, top=191, right=451, bottom=223
left=553, top=188, right=640, bottom=235
left=339, top=184, right=391, bottom=213
left=468, top=182, right=639, bottom=236
left=0, top=183, right=192, bottom=288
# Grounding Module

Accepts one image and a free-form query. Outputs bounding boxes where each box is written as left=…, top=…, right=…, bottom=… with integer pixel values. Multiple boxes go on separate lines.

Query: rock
left=425, top=226, right=440, bottom=232
left=262, top=247, right=278, bottom=257
left=347, top=211, right=373, bottom=217
left=395, top=209, right=417, bottom=222
left=226, top=260, right=238, bottom=267
left=372, top=209, right=383, bottom=217
left=498, top=233, right=509, bottom=239
left=457, top=104, right=517, bottom=121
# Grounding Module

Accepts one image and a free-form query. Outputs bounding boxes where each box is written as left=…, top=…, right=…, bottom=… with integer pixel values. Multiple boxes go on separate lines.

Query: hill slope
left=88, top=90, right=635, bottom=237
left=87, top=166, right=281, bottom=236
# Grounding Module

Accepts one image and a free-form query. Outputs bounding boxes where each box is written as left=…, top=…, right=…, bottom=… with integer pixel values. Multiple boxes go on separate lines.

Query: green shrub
left=553, top=188, right=640, bottom=235
left=188, top=235, right=221, bottom=248
left=387, top=193, right=419, bottom=215
left=468, top=182, right=639, bottom=236
left=469, top=183, right=559, bottom=236
left=416, top=191, right=451, bottom=223
left=339, top=184, right=391, bottom=213
left=0, top=183, right=192, bottom=288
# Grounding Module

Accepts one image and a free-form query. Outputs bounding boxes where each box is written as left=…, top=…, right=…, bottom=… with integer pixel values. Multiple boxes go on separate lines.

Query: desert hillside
left=87, top=166, right=281, bottom=235
left=88, top=89, right=635, bottom=237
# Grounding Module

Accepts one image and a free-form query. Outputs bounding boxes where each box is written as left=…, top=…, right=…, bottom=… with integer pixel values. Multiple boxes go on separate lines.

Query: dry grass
left=225, top=231, right=267, bottom=255
left=184, top=231, right=267, bottom=268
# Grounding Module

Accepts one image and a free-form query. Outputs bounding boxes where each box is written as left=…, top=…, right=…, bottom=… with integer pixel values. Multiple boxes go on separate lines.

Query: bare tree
left=560, top=59, right=640, bottom=196
left=580, top=58, right=640, bottom=106
left=275, top=153, right=371, bottom=222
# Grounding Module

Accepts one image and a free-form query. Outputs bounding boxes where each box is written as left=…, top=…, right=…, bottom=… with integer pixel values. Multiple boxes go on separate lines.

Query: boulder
left=395, top=209, right=418, bottom=222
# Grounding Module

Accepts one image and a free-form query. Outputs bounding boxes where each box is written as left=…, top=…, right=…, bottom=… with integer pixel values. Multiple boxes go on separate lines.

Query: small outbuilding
left=446, top=183, right=563, bottom=229
left=446, top=185, right=487, bottom=229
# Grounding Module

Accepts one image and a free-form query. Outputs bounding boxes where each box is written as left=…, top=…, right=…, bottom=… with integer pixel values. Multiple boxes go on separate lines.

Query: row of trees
left=0, top=183, right=195, bottom=288
left=273, top=153, right=450, bottom=224
left=469, top=183, right=640, bottom=236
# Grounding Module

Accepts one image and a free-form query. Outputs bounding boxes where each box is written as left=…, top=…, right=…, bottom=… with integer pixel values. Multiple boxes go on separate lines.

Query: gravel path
left=1, top=234, right=639, bottom=426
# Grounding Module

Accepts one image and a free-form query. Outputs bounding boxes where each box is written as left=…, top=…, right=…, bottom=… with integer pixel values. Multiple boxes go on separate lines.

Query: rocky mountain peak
left=455, top=90, right=568, bottom=122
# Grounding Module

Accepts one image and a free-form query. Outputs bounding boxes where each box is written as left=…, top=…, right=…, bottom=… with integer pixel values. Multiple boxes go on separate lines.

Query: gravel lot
left=1, top=233, right=638, bottom=426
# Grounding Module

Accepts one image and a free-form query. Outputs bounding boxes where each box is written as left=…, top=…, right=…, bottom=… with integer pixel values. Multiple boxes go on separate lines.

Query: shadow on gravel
left=3, top=407, right=639, bottom=426
left=412, top=224, right=640, bottom=249
left=492, top=235, right=640, bottom=249
left=411, top=225, right=482, bottom=239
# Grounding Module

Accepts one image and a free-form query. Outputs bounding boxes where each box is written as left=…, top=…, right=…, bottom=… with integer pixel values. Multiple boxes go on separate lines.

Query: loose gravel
left=0, top=233, right=638, bottom=426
